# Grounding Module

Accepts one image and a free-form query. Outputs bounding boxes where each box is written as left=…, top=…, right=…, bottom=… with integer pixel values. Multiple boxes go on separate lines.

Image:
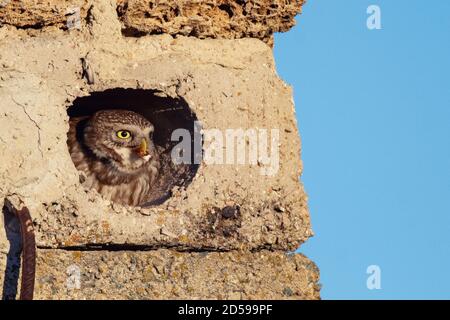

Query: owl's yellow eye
left=116, top=130, right=131, bottom=139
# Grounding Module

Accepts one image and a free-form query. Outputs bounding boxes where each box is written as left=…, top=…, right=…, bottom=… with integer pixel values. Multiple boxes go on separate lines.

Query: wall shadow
left=2, top=204, right=22, bottom=300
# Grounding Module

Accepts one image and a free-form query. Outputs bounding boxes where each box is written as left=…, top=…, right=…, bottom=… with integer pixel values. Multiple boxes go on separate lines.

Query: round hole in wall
left=67, top=88, right=199, bottom=207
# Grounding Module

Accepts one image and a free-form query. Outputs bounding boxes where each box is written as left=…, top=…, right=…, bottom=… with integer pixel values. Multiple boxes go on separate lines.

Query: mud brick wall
left=0, top=0, right=319, bottom=299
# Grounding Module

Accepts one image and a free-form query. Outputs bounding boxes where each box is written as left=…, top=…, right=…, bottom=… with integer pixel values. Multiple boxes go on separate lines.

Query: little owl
left=68, top=109, right=160, bottom=206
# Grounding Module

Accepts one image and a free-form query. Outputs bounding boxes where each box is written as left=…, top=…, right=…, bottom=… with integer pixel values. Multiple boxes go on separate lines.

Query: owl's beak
left=136, top=139, right=149, bottom=157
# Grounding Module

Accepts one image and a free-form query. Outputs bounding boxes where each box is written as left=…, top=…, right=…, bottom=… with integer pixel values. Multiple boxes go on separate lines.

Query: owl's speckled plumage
left=68, top=109, right=160, bottom=206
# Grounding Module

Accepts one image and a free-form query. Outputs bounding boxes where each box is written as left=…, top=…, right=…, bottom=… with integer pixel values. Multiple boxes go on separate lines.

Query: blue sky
left=273, top=0, right=450, bottom=299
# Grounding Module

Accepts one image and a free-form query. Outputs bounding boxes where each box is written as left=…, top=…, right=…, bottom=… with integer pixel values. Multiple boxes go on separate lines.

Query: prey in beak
left=135, top=139, right=150, bottom=159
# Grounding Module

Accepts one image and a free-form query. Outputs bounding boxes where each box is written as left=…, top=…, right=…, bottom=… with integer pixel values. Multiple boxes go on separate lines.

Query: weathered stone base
left=1, top=248, right=320, bottom=300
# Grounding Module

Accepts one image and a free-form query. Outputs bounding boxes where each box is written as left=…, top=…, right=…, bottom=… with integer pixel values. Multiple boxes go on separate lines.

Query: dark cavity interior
left=67, top=88, right=199, bottom=206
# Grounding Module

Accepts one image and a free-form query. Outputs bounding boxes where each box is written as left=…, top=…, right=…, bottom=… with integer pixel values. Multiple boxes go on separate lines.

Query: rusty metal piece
left=4, top=199, right=36, bottom=300
left=16, top=206, right=36, bottom=300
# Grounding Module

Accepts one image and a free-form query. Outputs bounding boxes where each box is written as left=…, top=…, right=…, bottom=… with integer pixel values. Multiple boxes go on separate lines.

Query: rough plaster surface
left=117, top=0, right=306, bottom=46
left=0, top=0, right=90, bottom=29
left=0, top=1, right=305, bottom=46
left=26, top=249, right=319, bottom=299
left=0, top=0, right=318, bottom=299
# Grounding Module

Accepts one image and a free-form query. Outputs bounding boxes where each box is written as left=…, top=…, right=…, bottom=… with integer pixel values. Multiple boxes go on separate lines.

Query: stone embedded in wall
left=117, top=0, right=306, bottom=45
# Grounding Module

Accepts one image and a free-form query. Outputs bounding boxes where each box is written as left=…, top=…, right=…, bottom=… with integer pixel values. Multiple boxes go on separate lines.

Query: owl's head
left=83, top=109, right=156, bottom=172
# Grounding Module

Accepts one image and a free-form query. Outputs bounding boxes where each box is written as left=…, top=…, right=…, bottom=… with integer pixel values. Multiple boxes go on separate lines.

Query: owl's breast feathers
left=68, top=117, right=160, bottom=206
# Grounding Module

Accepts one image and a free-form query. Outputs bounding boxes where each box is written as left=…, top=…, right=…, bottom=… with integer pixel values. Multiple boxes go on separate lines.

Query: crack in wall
left=11, top=97, right=43, bottom=158
left=38, top=244, right=231, bottom=253
left=36, top=243, right=283, bottom=254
